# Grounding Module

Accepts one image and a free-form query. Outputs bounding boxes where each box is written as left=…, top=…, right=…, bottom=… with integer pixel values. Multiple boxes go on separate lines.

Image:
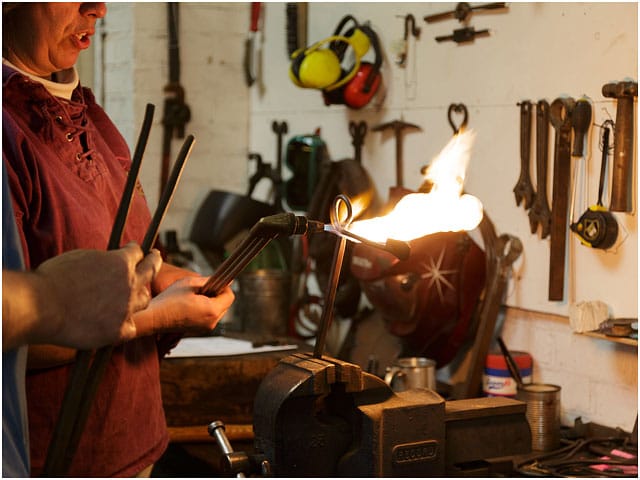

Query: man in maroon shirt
left=3, top=3, right=235, bottom=476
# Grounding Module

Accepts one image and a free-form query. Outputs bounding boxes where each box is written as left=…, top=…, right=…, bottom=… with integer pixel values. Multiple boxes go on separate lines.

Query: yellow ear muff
left=346, top=27, right=371, bottom=59
left=289, top=36, right=362, bottom=91
left=293, top=49, right=341, bottom=89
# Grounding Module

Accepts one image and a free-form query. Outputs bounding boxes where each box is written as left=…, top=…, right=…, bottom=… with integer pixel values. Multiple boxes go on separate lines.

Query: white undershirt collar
left=2, top=58, right=79, bottom=101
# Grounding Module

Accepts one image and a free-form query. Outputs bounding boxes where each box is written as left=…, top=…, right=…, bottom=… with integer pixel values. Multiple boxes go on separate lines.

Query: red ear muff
left=342, top=63, right=382, bottom=109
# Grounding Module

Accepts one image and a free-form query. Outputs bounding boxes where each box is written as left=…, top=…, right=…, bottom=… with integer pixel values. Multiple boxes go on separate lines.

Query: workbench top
left=160, top=334, right=307, bottom=429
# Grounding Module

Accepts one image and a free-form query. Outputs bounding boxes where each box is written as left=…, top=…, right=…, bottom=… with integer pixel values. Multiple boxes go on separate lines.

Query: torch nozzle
left=250, top=213, right=324, bottom=238
left=383, top=238, right=411, bottom=260
left=323, top=224, right=411, bottom=260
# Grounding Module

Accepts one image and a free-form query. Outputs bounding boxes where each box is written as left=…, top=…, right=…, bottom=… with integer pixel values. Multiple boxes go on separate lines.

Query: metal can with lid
left=482, top=351, right=533, bottom=397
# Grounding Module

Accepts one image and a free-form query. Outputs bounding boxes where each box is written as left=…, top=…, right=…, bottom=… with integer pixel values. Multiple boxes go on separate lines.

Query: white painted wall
left=250, top=1, right=638, bottom=319
left=100, top=2, right=249, bottom=236
left=247, top=2, right=638, bottom=431
left=93, top=2, right=637, bottom=431
left=503, top=307, right=638, bottom=433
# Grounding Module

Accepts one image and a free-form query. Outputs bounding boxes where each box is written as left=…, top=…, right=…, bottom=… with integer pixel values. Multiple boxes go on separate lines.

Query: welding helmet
left=351, top=230, right=486, bottom=367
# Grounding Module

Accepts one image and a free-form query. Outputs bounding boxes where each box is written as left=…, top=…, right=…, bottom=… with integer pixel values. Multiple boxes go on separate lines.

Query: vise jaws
left=214, top=353, right=531, bottom=477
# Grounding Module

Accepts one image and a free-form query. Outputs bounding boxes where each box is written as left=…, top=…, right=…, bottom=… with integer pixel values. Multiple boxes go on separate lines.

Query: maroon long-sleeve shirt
left=3, top=63, right=169, bottom=477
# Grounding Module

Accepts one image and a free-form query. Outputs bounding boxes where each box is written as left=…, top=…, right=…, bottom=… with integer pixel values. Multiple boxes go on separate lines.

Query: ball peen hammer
left=602, top=80, right=637, bottom=212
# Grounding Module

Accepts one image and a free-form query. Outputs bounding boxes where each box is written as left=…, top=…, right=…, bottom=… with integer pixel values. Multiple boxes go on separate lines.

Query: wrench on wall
left=513, top=100, right=535, bottom=209
left=528, top=100, right=552, bottom=238
left=548, top=97, right=575, bottom=301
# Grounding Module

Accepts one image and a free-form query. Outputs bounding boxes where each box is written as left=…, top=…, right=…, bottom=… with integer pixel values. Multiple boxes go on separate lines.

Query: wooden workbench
left=160, top=335, right=306, bottom=440
left=156, top=335, right=306, bottom=475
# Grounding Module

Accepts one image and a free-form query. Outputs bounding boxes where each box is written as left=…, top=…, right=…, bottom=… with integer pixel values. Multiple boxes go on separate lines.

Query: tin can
left=482, top=351, right=532, bottom=397
left=516, top=383, right=562, bottom=451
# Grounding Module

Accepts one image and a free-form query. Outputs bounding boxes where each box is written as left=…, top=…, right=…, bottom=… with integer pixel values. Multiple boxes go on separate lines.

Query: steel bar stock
left=43, top=103, right=156, bottom=476
left=43, top=120, right=193, bottom=476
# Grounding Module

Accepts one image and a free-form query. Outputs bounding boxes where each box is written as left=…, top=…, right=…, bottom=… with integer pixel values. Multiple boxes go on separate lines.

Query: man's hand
left=2, top=243, right=162, bottom=351
left=133, top=275, right=235, bottom=337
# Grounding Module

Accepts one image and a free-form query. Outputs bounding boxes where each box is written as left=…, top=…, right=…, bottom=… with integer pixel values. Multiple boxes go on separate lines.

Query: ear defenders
left=323, top=23, right=383, bottom=109
left=328, top=15, right=372, bottom=61
left=290, top=15, right=383, bottom=109
left=289, top=35, right=363, bottom=90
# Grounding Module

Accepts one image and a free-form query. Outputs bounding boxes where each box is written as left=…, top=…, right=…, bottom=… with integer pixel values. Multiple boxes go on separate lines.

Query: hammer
left=602, top=80, right=637, bottom=212
left=372, top=119, right=422, bottom=188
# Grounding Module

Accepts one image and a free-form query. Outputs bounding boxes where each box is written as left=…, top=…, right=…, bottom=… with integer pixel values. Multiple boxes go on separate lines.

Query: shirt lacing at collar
left=29, top=88, right=91, bottom=149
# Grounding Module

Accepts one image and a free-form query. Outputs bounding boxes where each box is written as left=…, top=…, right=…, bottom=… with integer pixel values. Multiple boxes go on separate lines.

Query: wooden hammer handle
left=603, top=81, right=637, bottom=212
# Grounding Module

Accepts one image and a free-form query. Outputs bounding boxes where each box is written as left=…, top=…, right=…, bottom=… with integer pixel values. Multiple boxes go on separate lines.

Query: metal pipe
left=201, top=237, right=270, bottom=295
left=208, top=421, right=246, bottom=478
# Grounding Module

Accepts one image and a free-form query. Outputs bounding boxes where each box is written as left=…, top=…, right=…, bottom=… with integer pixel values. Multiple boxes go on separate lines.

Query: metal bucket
left=516, top=383, right=561, bottom=451
left=237, top=269, right=291, bottom=336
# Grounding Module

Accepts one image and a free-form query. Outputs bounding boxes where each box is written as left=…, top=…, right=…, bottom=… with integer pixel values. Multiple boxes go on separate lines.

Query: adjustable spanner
left=528, top=99, right=552, bottom=238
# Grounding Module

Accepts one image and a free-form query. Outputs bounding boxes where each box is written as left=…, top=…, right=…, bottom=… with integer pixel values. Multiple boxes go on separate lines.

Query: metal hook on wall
left=397, top=14, right=421, bottom=67
left=448, top=103, right=469, bottom=134
left=405, top=14, right=421, bottom=40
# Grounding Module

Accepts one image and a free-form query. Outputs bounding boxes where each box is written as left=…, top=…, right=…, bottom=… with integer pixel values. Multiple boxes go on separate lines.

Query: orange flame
left=349, top=130, right=483, bottom=242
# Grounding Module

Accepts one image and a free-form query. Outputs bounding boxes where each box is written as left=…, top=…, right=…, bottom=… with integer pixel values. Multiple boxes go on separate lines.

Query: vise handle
left=209, top=421, right=272, bottom=477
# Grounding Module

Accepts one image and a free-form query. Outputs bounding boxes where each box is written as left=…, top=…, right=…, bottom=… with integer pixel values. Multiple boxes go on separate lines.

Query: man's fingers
left=129, top=250, right=161, bottom=312
left=119, top=241, right=145, bottom=265
left=118, top=316, right=138, bottom=343
left=136, top=249, right=162, bottom=284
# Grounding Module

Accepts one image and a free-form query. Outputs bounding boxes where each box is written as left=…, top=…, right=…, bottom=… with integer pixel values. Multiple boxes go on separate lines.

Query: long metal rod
left=44, top=134, right=194, bottom=477
left=108, top=104, right=156, bottom=249
left=43, top=104, right=156, bottom=476
left=323, top=224, right=410, bottom=260
left=60, top=135, right=195, bottom=475
left=313, top=235, right=347, bottom=358
left=496, top=336, right=524, bottom=387
left=143, top=135, right=195, bottom=252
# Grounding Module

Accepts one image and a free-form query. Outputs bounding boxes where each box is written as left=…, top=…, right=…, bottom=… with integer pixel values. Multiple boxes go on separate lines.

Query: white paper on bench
left=166, top=336, right=298, bottom=358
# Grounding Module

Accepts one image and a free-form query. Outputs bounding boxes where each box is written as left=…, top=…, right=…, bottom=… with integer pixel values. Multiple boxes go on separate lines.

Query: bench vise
left=213, top=353, right=531, bottom=477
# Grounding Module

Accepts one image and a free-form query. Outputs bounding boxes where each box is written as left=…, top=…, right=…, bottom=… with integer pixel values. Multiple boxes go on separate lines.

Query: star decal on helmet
left=420, top=246, right=457, bottom=303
